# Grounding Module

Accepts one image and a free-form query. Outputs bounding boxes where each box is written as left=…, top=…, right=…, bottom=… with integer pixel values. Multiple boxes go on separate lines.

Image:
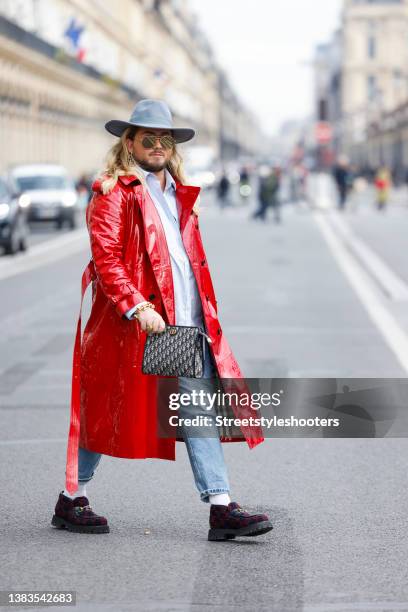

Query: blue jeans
left=75, top=340, right=230, bottom=503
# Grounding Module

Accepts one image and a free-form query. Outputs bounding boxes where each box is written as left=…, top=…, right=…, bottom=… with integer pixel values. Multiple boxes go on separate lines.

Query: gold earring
left=127, top=150, right=136, bottom=166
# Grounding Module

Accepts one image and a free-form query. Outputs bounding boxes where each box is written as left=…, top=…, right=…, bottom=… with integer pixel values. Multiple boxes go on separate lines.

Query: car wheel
left=19, top=234, right=28, bottom=252
left=4, top=231, right=19, bottom=255
left=19, top=219, right=29, bottom=252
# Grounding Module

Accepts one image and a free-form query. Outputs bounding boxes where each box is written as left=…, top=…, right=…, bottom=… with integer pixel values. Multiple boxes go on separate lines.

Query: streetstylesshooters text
left=167, top=390, right=340, bottom=429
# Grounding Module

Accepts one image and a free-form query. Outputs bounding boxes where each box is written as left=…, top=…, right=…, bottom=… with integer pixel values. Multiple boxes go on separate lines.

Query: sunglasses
left=138, top=134, right=176, bottom=150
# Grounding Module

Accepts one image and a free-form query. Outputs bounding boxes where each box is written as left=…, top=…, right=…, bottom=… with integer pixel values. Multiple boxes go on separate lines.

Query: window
left=368, top=75, right=377, bottom=101
left=368, top=35, right=376, bottom=58
left=394, top=69, right=403, bottom=89
left=15, top=176, right=69, bottom=191
left=318, top=99, right=328, bottom=122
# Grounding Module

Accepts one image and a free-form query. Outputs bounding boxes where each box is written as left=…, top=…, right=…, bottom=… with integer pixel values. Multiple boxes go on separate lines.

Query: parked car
left=184, top=146, right=217, bottom=189
left=0, top=176, right=29, bottom=255
left=7, top=164, right=80, bottom=229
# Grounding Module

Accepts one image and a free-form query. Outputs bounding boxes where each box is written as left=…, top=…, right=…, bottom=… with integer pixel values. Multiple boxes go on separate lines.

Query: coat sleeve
left=87, top=185, right=148, bottom=317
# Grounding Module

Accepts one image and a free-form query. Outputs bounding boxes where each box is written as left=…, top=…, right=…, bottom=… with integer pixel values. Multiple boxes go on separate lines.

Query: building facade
left=0, top=0, right=260, bottom=178
left=315, top=0, right=408, bottom=177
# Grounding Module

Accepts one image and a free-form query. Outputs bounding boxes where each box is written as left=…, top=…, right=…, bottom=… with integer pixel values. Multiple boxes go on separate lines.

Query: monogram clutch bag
left=142, top=325, right=212, bottom=378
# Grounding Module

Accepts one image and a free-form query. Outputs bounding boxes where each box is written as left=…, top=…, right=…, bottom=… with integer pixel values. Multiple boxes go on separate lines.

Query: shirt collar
left=139, top=167, right=176, bottom=192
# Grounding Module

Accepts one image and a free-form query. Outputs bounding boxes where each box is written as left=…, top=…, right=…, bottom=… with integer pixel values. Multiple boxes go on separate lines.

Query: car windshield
left=15, top=175, right=69, bottom=191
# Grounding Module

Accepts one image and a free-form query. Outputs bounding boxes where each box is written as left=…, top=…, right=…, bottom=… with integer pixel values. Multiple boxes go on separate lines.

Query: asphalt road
left=0, top=183, right=408, bottom=611
left=27, top=220, right=85, bottom=247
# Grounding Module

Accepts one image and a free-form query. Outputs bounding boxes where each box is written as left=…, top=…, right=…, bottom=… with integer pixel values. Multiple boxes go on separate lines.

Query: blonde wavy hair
left=99, top=126, right=200, bottom=215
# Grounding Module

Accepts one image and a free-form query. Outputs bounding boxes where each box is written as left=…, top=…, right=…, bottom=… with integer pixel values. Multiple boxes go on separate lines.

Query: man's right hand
left=135, top=308, right=166, bottom=333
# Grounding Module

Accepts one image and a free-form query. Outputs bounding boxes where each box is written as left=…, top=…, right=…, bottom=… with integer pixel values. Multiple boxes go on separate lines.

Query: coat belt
left=64, top=259, right=96, bottom=495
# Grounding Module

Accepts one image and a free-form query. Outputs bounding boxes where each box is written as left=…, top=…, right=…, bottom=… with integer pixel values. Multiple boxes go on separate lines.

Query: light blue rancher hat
left=105, top=98, right=195, bottom=143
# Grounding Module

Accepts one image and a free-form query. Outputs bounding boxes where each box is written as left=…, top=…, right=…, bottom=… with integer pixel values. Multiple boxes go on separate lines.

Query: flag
left=64, top=17, right=86, bottom=63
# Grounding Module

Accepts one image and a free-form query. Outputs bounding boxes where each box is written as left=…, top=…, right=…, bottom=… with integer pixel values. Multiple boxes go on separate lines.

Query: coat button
left=205, top=295, right=209, bottom=300
left=217, top=328, right=221, bottom=335
left=148, top=293, right=156, bottom=300
left=201, top=259, right=206, bottom=266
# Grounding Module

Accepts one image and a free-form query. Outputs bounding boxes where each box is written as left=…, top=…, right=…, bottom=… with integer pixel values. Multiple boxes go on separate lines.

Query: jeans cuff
left=200, top=488, right=230, bottom=504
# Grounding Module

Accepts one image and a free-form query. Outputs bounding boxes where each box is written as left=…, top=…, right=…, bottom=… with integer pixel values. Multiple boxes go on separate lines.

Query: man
left=374, top=166, right=392, bottom=211
left=51, top=99, right=273, bottom=541
left=333, top=155, right=351, bottom=211
left=217, top=169, right=230, bottom=208
left=253, top=165, right=281, bottom=222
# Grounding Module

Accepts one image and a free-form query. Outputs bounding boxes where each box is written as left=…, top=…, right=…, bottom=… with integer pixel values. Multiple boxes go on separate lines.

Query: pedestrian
left=216, top=170, right=230, bottom=208
left=252, top=165, right=281, bottom=222
left=239, top=166, right=249, bottom=184
left=333, top=155, right=350, bottom=211
left=290, top=163, right=307, bottom=204
left=374, top=166, right=392, bottom=211
left=75, top=173, right=92, bottom=210
left=51, top=99, right=273, bottom=541
left=239, top=166, right=252, bottom=200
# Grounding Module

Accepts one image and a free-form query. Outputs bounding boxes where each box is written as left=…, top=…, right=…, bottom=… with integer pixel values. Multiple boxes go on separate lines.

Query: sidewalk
left=306, top=172, right=408, bottom=209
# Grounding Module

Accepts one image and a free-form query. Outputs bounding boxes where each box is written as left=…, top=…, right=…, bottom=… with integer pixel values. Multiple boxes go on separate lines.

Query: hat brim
left=104, top=120, right=195, bottom=143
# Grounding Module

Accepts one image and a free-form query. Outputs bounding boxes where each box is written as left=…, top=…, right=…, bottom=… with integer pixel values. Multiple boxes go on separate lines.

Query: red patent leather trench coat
left=65, top=173, right=264, bottom=494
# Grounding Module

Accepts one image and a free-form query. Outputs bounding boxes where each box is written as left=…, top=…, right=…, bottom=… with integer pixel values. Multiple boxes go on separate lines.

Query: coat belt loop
left=64, top=259, right=95, bottom=495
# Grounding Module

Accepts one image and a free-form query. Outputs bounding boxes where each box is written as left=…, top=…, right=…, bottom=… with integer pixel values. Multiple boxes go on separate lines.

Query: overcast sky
left=190, top=0, right=343, bottom=136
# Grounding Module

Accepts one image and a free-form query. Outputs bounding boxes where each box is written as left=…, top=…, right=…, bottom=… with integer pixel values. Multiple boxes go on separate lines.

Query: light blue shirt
left=125, top=168, right=204, bottom=327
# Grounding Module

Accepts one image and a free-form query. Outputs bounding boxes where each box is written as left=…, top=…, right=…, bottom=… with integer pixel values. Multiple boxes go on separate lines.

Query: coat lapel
left=131, top=182, right=175, bottom=324
left=174, top=181, right=201, bottom=234
left=121, top=174, right=201, bottom=325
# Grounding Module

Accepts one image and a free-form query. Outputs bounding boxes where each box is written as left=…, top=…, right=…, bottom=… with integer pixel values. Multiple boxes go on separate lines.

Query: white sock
left=62, top=482, right=87, bottom=500
left=209, top=493, right=231, bottom=506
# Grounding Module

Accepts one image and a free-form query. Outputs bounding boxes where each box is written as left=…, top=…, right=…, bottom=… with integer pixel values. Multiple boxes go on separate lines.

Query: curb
left=0, top=227, right=89, bottom=281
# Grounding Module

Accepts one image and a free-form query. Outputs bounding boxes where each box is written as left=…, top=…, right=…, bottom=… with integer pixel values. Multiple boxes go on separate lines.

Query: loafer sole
left=51, top=514, right=110, bottom=534
left=208, top=519, right=273, bottom=541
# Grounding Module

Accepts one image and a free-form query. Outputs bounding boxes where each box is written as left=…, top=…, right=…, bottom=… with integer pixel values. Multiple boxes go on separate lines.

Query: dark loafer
left=51, top=491, right=110, bottom=534
left=208, top=501, right=273, bottom=541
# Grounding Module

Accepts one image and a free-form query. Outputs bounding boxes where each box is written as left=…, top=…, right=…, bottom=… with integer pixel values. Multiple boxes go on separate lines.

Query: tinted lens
left=141, top=136, right=157, bottom=148
left=140, top=135, right=175, bottom=149
left=160, top=135, right=175, bottom=149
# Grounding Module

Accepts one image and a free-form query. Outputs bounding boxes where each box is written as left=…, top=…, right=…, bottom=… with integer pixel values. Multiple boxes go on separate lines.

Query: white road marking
left=314, top=212, right=408, bottom=374
left=328, top=210, right=408, bottom=301
left=0, top=438, right=65, bottom=445
left=13, top=384, right=70, bottom=389
left=304, top=602, right=408, bottom=611
left=0, top=228, right=89, bottom=281
left=224, top=326, right=374, bottom=335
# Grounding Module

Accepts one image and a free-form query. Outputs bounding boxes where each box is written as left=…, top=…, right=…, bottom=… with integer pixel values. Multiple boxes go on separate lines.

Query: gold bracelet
left=132, top=302, right=155, bottom=319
